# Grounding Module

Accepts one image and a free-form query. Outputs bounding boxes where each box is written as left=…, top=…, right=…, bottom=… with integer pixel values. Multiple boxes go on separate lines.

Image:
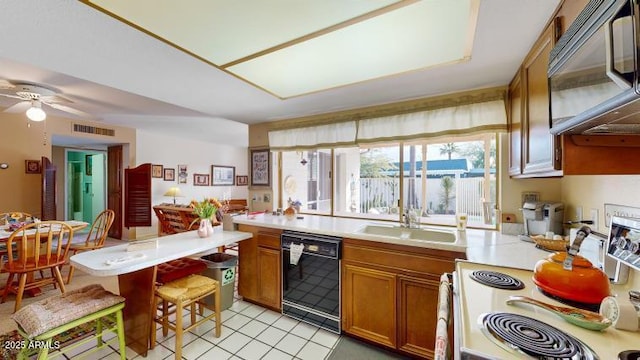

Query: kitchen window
left=280, top=149, right=332, bottom=215
left=402, top=134, right=497, bottom=229
left=279, top=133, right=497, bottom=229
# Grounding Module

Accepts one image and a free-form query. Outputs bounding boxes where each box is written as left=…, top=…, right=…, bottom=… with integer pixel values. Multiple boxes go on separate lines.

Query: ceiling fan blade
left=45, top=102, right=98, bottom=120
left=0, top=79, right=15, bottom=90
left=2, top=101, right=30, bottom=113
left=42, top=94, right=73, bottom=104
left=0, top=92, right=23, bottom=100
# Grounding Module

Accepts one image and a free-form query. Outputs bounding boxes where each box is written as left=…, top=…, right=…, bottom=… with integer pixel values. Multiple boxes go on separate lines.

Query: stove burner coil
left=480, top=312, right=598, bottom=359
left=470, top=270, right=525, bottom=290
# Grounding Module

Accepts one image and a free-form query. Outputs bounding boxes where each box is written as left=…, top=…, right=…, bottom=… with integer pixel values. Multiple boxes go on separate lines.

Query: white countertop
left=70, top=229, right=252, bottom=276
left=233, top=213, right=551, bottom=271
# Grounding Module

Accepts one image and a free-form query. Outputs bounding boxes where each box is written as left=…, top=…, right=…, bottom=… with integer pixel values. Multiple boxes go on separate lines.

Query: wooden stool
left=11, top=284, right=125, bottom=360
left=151, top=274, right=221, bottom=360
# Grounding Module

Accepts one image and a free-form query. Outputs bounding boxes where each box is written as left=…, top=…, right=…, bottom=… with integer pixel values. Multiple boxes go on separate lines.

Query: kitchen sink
left=354, top=224, right=456, bottom=243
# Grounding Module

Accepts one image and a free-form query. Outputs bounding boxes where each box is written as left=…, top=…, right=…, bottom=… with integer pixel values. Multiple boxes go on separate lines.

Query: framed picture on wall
left=85, top=155, right=92, bottom=176
left=152, top=164, right=163, bottom=178
left=236, top=175, right=248, bottom=186
left=178, top=164, right=188, bottom=184
left=25, top=160, right=41, bottom=174
left=212, top=165, right=235, bottom=186
left=193, top=173, right=210, bottom=186
left=250, top=149, right=270, bottom=187
left=163, top=168, right=175, bottom=181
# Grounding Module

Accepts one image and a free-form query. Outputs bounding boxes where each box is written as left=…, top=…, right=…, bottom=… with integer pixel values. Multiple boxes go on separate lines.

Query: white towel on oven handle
left=434, top=272, right=452, bottom=360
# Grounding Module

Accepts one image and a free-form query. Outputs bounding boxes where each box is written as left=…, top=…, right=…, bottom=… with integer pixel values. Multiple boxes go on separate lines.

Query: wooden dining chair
left=1, top=221, right=74, bottom=312
left=0, top=212, right=34, bottom=272
left=65, top=209, right=115, bottom=284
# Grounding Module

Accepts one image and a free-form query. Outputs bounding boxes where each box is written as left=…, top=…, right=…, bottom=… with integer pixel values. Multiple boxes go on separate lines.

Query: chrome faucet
left=402, top=208, right=419, bottom=228
left=401, top=208, right=411, bottom=227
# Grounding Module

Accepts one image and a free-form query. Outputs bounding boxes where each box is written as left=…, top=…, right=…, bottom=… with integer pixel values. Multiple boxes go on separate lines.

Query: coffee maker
left=520, top=202, right=564, bottom=239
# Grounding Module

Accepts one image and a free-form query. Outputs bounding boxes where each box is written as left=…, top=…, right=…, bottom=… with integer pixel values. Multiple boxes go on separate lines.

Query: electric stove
left=454, top=260, right=639, bottom=359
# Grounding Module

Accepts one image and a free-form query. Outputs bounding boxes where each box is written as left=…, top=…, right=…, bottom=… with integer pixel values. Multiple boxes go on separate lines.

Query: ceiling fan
left=0, top=79, right=94, bottom=121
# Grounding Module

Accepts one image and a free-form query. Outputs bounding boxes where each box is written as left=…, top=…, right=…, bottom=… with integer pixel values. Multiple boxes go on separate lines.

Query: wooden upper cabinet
left=522, top=20, right=561, bottom=176
left=507, top=70, right=523, bottom=176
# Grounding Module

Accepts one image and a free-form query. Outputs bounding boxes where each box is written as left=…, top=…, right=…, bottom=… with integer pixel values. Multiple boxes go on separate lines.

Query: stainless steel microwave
left=548, top=0, right=640, bottom=135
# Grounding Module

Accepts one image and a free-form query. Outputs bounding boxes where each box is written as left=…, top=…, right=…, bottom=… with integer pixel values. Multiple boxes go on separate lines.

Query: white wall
left=136, top=130, right=248, bottom=238
left=560, top=174, right=640, bottom=290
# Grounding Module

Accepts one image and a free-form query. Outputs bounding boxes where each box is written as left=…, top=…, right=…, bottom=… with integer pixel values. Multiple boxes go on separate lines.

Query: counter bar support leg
left=117, top=266, right=156, bottom=357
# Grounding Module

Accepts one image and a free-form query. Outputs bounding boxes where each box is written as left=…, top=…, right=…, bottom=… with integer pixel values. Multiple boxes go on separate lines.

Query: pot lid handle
left=563, top=226, right=591, bottom=270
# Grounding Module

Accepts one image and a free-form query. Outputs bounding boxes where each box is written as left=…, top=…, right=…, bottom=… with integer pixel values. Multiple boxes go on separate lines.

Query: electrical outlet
left=590, top=208, right=599, bottom=231
left=576, top=206, right=583, bottom=221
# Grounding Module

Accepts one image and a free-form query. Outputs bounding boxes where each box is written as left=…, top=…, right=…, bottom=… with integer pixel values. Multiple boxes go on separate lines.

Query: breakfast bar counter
left=71, top=229, right=252, bottom=357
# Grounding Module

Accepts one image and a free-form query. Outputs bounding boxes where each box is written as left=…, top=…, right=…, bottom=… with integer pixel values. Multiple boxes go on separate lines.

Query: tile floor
left=59, top=297, right=342, bottom=359
left=54, top=250, right=345, bottom=360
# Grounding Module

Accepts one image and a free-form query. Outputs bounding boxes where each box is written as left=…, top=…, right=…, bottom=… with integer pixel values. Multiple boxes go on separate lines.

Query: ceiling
left=0, top=0, right=560, bottom=146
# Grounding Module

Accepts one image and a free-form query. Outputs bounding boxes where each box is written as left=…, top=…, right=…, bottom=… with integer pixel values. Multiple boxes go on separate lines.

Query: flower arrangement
left=190, top=198, right=218, bottom=220
left=287, top=198, right=302, bottom=212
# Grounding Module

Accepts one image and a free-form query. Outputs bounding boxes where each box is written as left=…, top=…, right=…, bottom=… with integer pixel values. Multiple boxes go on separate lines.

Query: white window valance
left=267, top=99, right=506, bottom=149
left=356, top=99, right=507, bottom=143
left=268, top=121, right=357, bottom=150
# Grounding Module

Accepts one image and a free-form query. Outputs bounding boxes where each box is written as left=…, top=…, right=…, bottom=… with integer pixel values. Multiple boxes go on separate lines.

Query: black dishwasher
left=281, top=231, right=342, bottom=334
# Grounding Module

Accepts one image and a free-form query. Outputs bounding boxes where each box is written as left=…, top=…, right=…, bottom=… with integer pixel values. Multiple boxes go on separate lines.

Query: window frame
left=276, top=132, right=499, bottom=230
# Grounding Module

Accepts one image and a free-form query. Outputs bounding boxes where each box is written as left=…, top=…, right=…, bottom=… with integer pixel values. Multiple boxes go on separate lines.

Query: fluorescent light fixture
left=83, top=0, right=478, bottom=98
left=26, top=100, right=46, bottom=121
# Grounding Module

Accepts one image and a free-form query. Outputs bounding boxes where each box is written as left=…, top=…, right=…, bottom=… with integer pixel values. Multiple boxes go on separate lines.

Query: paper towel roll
left=613, top=298, right=639, bottom=331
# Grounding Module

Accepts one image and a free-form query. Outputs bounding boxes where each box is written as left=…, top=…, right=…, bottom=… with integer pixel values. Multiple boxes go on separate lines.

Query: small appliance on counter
left=519, top=201, right=564, bottom=241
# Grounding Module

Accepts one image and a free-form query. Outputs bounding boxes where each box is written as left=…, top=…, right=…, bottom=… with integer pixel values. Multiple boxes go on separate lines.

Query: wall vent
left=73, top=124, right=115, bottom=136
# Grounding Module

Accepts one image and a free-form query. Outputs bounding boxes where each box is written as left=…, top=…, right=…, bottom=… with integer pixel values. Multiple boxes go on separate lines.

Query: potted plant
left=191, top=199, right=218, bottom=238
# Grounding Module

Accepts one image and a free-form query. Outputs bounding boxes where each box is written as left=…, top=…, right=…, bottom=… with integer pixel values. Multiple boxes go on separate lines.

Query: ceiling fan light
left=26, top=101, right=46, bottom=121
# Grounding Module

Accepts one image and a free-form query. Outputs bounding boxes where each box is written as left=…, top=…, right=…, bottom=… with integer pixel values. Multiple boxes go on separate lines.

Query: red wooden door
left=124, top=163, right=152, bottom=227
left=41, top=156, right=56, bottom=220
left=108, top=145, right=123, bottom=238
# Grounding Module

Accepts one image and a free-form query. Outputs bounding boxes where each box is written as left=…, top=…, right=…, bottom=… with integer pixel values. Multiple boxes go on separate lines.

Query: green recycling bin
left=200, top=253, right=238, bottom=310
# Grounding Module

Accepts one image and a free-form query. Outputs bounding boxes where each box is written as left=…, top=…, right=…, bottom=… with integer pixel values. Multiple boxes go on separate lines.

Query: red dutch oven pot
left=533, top=251, right=611, bottom=305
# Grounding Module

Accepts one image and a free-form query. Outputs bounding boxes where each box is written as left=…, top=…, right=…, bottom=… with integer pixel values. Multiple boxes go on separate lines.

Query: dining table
left=0, top=220, right=89, bottom=240
left=70, top=229, right=252, bottom=357
left=0, top=220, right=89, bottom=297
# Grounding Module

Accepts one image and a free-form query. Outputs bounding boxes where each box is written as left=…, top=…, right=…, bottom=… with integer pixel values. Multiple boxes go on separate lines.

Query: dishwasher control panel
left=281, top=231, right=341, bottom=259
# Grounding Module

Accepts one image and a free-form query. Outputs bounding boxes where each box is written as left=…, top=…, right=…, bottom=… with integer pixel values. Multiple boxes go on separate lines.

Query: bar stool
left=11, top=284, right=125, bottom=360
left=156, top=257, right=207, bottom=285
left=151, top=274, right=221, bottom=360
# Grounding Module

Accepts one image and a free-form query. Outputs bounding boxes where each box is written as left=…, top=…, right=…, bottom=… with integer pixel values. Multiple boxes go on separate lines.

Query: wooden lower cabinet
left=398, top=275, right=439, bottom=358
left=342, top=264, right=397, bottom=348
left=237, top=225, right=282, bottom=311
left=341, top=238, right=464, bottom=359
left=257, top=246, right=281, bottom=309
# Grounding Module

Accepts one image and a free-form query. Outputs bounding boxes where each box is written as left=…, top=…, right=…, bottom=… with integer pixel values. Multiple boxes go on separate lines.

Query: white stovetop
left=454, top=260, right=639, bottom=359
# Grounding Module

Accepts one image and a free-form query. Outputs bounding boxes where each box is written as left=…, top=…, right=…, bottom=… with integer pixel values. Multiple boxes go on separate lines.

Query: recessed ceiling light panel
left=83, top=0, right=478, bottom=98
